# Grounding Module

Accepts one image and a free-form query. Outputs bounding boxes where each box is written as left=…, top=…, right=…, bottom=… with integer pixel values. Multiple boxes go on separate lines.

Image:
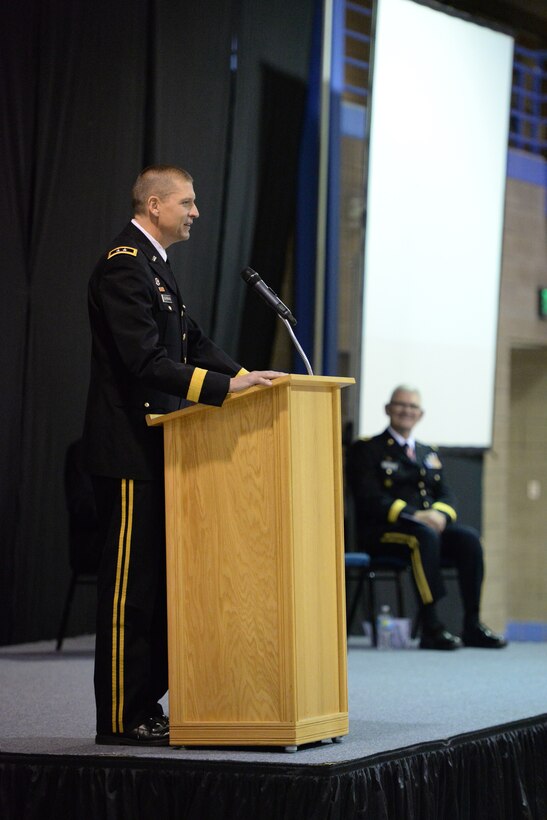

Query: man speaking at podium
left=82, top=165, right=284, bottom=746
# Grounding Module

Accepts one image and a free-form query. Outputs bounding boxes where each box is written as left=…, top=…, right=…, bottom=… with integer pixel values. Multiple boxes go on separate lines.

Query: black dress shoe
left=462, top=623, right=507, bottom=648
left=420, top=628, right=462, bottom=650
left=96, top=715, right=170, bottom=746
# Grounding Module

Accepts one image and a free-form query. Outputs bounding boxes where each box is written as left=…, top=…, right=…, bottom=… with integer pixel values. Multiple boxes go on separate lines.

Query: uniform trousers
left=366, top=521, right=484, bottom=623
left=92, top=476, right=168, bottom=735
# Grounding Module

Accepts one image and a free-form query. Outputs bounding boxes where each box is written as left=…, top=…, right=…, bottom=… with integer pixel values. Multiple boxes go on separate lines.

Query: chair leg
left=395, top=571, right=406, bottom=617
left=411, top=607, right=422, bottom=639
left=347, top=570, right=367, bottom=635
left=368, top=574, right=378, bottom=646
left=56, top=572, right=78, bottom=651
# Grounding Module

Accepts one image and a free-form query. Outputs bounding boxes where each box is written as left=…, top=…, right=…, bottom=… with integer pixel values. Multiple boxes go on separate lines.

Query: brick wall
left=482, top=163, right=547, bottom=631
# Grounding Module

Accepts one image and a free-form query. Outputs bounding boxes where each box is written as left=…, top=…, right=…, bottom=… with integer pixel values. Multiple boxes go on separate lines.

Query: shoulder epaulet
left=107, top=246, right=138, bottom=260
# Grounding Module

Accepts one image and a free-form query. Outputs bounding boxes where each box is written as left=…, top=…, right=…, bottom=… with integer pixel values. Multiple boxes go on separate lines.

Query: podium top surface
left=146, top=374, right=355, bottom=427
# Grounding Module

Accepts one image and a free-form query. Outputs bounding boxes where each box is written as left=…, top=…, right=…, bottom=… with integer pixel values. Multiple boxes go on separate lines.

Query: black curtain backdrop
left=237, top=66, right=307, bottom=369
left=0, top=0, right=314, bottom=645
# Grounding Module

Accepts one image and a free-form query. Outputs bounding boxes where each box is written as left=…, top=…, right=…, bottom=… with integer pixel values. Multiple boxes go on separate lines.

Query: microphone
left=240, top=267, right=297, bottom=327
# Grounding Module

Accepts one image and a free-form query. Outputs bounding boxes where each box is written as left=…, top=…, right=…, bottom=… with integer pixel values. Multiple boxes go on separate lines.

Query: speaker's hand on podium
left=229, top=371, right=287, bottom=393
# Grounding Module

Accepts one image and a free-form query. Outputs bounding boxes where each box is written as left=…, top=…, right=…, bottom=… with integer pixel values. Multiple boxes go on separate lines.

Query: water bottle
left=376, top=604, right=394, bottom=650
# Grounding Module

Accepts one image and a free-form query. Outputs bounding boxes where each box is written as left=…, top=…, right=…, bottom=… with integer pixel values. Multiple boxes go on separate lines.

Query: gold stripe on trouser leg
left=111, top=480, right=127, bottom=732
left=111, top=479, right=134, bottom=733
left=380, top=532, right=434, bottom=604
left=117, top=479, right=134, bottom=732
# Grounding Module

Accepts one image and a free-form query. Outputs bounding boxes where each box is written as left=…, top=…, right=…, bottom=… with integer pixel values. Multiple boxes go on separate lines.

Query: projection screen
left=358, top=0, right=514, bottom=447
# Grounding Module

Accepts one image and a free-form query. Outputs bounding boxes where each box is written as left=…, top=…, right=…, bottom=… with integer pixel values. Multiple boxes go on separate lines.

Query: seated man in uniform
left=346, top=385, right=506, bottom=650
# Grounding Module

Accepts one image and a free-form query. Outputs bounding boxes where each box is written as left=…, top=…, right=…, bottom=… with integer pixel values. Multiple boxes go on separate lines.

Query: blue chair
left=345, top=552, right=410, bottom=644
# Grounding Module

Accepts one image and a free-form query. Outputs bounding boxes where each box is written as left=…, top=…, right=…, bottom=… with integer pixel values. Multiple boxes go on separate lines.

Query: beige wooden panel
left=289, top=386, right=345, bottom=720
left=169, top=712, right=349, bottom=747
left=164, top=387, right=294, bottom=725
left=157, top=376, right=352, bottom=744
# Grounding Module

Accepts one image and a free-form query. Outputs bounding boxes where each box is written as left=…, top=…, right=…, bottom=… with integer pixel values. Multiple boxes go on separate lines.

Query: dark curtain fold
left=0, top=0, right=314, bottom=645
left=212, top=0, right=315, bottom=356
left=13, top=0, right=149, bottom=644
left=150, top=1, right=235, bottom=328
left=237, top=67, right=307, bottom=369
left=0, top=1, right=36, bottom=646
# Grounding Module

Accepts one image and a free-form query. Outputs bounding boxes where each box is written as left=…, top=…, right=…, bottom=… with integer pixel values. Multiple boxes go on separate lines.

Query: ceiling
left=435, top=0, right=547, bottom=45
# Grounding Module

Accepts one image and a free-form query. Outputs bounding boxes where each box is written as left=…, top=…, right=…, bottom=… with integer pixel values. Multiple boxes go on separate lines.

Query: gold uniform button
left=423, top=501, right=430, bottom=508
left=144, top=402, right=150, bottom=408
left=434, top=474, right=441, bottom=481
left=420, top=489, right=427, bottom=496
left=386, top=468, right=392, bottom=475
left=418, top=481, right=425, bottom=488
left=420, top=468, right=426, bottom=476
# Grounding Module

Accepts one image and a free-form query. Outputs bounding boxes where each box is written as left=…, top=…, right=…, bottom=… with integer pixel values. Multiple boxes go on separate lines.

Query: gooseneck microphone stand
left=280, top=317, right=314, bottom=376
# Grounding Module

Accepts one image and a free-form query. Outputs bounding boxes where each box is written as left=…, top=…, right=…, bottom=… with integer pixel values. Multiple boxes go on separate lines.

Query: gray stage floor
left=1, top=635, right=545, bottom=766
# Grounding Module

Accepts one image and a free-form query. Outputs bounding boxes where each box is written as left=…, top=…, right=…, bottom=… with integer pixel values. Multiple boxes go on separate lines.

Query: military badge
left=107, top=246, right=138, bottom=259
left=424, top=452, right=442, bottom=469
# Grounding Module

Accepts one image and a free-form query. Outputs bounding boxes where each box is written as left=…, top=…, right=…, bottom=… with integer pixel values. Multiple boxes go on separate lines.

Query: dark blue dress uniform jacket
left=82, top=222, right=245, bottom=480
left=347, top=429, right=458, bottom=540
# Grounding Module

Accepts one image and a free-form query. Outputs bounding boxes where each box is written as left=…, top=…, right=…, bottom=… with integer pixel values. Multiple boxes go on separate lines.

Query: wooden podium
left=147, top=374, right=354, bottom=748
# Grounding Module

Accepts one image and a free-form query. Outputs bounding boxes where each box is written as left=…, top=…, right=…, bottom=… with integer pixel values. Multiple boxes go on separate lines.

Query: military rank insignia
left=107, top=246, right=138, bottom=259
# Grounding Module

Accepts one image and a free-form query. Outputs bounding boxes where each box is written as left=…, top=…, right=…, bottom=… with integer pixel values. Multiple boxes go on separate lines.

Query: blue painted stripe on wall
left=341, top=102, right=366, bottom=138
left=340, top=102, right=367, bottom=139
left=507, top=149, right=546, bottom=187
left=505, top=621, right=547, bottom=642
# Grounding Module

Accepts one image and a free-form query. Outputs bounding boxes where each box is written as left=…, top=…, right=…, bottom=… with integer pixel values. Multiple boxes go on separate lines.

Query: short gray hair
left=389, top=385, right=421, bottom=404
left=132, top=165, right=193, bottom=214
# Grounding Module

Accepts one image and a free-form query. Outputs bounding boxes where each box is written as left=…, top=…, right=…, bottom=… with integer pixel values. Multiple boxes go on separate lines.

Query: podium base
left=169, top=713, right=349, bottom=748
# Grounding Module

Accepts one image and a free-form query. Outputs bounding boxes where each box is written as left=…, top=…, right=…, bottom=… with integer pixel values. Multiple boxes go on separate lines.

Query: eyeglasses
left=389, top=401, right=422, bottom=411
